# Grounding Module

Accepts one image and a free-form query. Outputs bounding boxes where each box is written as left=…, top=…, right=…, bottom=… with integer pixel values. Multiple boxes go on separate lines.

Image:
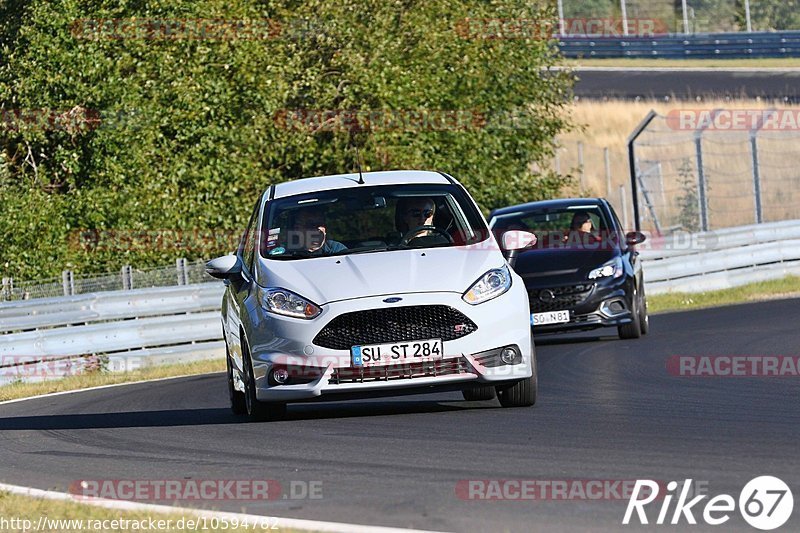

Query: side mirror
left=501, top=230, right=537, bottom=251
left=625, top=231, right=646, bottom=246
left=206, top=255, right=242, bottom=280
left=501, top=230, right=537, bottom=269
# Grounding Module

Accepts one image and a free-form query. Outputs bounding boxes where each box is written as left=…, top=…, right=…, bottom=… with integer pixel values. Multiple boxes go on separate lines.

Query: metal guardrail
left=641, top=220, right=800, bottom=294
left=0, top=282, right=225, bottom=384
left=559, top=31, right=800, bottom=59
left=1, top=220, right=797, bottom=383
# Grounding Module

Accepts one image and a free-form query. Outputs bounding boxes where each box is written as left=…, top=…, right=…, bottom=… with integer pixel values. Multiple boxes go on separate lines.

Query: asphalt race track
left=1, top=298, right=799, bottom=532
left=572, top=67, right=800, bottom=101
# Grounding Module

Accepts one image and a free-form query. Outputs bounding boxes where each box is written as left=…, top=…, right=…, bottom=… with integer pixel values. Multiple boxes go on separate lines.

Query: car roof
left=271, top=170, right=452, bottom=199
left=489, top=197, right=605, bottom=219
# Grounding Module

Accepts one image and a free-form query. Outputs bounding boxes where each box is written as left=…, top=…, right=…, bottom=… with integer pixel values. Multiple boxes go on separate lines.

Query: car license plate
left=531, top=310, right=570, bottom=326
left=351, top=339, right=444, bottom=367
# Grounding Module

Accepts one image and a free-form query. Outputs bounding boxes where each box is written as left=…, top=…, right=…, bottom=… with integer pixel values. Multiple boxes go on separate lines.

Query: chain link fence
left=551, top=139, right=634, bottom=228
left=558, top=0, right=800, bottom=35
left=1, top=258, right=215, bottom=302
left=552, top=107, right=800, bottom=236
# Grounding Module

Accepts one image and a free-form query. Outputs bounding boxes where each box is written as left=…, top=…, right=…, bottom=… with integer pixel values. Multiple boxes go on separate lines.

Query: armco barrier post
left=176, top=258, right=189, bottom=285
left=61, top=270, right=75, bottom=296
left=121, top=265, right=133, bottom=290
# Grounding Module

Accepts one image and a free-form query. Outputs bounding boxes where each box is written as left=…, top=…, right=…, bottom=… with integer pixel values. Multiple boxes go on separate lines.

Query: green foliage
left=675, top=158, right=700, bottom=232
left=0, top=0, right=574, bottom=279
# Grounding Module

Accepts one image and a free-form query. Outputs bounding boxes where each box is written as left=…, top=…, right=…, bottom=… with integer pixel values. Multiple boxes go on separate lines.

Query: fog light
left=272, top=367, right=289, bottom=384
left=500, top=347, right=519, bottom=365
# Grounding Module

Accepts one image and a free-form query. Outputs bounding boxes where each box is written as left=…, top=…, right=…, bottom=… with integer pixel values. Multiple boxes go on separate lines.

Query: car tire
left=242, top=342, right=287, bottom=422
left=462, top=386, right=496, bottom=401
left=226, top=344, right=247, bottom=415
left=618, top=287, right=642, bottom=339
left=639, top=285, right=649, bottom=335
left=496, top=341, right=538, bottom=408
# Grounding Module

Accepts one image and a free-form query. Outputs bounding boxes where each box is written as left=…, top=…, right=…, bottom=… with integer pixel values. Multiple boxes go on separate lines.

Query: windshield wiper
left=330, top=244, right=411, bottom=257
left=266, top=250, right=315, bottom=260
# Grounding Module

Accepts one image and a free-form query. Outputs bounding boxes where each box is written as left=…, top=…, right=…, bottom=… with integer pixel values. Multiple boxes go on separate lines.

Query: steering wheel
left=401, top=225, right=454, bottom=246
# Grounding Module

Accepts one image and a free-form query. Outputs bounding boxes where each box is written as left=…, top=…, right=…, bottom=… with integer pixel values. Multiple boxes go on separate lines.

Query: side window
left=239, top=197, right=262, bottom=274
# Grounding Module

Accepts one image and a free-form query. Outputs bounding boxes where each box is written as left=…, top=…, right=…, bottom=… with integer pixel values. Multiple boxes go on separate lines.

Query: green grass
left=565, top=58, right=800, bottom=68
left=0, top=358, right=224, bottom=402
left=648, top=275, right=800, bottom=314
left=0, top=491, right=301, bottom=532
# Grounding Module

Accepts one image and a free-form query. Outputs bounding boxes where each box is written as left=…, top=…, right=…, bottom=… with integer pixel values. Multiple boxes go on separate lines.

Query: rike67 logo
left=623, top=477, right=793, bottom=530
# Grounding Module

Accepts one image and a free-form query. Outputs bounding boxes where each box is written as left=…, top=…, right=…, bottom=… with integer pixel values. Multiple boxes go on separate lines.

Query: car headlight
left=463, top=265, right=512, bottom=305
left=259, top=288, right=321, bottom=319
left=588, top=257, right=624, bottom=280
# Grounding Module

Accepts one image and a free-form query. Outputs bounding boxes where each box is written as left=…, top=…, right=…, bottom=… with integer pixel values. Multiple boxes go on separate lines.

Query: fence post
left=693, top=109, right=723, bottom=232
left=627, top=109, right=658, bottom=232
left=1, top=277, right=10, bottom=301
left=604, top=147, right=611, bottom=198
left=748, top=109, right=772, bottom=225
left=61, top=270, right=75, bottom=296
left=176, top=258, right=189, bottom=286
left=619, top=185, right=629, bottom=229
left=750, top=135, right=763, bottom=224
left=121, top=265, right=133, bottom=290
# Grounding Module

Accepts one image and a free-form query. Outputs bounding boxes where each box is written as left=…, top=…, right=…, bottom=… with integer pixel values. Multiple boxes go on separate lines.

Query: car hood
left=256, top=244, right=505, bottom=305
left=513, top=248, right=618, bottom=287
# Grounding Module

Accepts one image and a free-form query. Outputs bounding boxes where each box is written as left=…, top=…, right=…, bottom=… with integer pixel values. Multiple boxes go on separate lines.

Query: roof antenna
left=355, top=146, right=365, bottom=184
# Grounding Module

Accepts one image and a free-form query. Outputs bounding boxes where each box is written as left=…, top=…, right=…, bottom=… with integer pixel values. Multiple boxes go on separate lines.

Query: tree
left=0, top=0, right=574, bottom=279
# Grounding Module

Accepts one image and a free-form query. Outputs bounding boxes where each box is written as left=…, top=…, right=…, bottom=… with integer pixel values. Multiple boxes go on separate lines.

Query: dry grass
left=648, top=275, right=800, bottom=314
left=0, top=358, right=224, bottom=402
left=0, top=491, right=302, bottom=532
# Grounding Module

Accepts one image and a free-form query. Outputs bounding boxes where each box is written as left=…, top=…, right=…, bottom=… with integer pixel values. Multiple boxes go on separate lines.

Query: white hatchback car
left=207, top=170, right=538, bottom=420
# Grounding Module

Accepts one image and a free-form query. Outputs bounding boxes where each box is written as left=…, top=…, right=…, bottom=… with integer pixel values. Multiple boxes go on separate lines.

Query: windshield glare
left=260, top=184, right=489, bottom=259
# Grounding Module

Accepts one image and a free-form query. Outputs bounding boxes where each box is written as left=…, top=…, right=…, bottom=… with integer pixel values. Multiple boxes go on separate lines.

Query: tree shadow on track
left=534, top=333, right=620, bottom=346
left=0, top=400, right=501, bottom=430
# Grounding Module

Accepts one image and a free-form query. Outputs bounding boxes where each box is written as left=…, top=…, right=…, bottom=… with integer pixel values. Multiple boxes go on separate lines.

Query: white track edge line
left=0, top=482, right=444, bottom=533
left=0, top=372, right=223, bottom=407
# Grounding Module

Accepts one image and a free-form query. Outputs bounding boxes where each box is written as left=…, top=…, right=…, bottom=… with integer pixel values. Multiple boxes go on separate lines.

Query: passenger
left=289, top=206, right=347, bottom=254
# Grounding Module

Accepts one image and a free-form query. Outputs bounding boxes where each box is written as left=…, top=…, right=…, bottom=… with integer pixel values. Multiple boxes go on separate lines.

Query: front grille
left=313, top=305, right=477, bottom=350
left=330, top=358, right=471, bottom=384
left=528, top=283, right=595, bottom=313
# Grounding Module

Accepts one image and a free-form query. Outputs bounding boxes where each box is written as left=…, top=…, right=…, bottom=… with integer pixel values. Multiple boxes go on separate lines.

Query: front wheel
left=226, top=344, right=246, bottom=415
left=618, top=287, right=642, bottom=339
left=242, top=343, right=287, bottom=422
left=639, top=285, right=649, bottom=335
left=496, top=342, right=537, bottom=407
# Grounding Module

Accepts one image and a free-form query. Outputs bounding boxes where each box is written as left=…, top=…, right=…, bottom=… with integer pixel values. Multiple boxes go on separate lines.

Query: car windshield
left=259, top=183, right=490, bottom=260
left=491, top=205, right=618, bottom=250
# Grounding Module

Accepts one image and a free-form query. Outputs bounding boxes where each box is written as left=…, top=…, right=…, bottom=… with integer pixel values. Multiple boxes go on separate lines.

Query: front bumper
left=245, top=290, right=533, bottom=402
left=528, top=276, right=634, bottom=334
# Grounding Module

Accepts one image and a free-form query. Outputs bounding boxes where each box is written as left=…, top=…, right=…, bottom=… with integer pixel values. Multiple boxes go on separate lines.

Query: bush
left=0, top=0, right=574, bottom=279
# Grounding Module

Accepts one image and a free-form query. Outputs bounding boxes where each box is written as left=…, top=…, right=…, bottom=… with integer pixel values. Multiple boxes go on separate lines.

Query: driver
left=564, top=211, right=599, bottom=246
left=396, top=197, right=436, bottom=239
left=287, top=206, right=347, bottom=254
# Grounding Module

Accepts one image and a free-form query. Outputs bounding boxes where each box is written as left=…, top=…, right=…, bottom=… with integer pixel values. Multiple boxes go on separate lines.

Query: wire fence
left=557, top=0, right=798, bottom=35
left=552, top=110, right=800, bottom=236
left=0, top=258, right=216, bottom=302
left=551, top=139, right=634, bottom=229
